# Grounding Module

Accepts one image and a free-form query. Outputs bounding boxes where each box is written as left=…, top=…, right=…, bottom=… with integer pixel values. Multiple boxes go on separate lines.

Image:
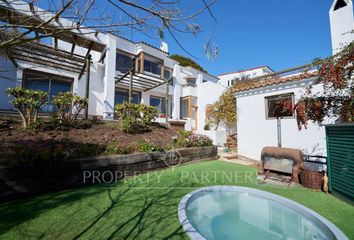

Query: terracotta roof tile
left=233, top=71, right=318, bottom=92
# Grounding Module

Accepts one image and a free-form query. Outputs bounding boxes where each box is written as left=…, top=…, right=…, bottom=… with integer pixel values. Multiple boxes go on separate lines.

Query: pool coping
left=177, top=186, right=348, bottom=240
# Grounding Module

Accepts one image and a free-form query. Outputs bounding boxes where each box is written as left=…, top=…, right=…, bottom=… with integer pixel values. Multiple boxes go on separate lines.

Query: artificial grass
left=0, top=161, right=353, bottom=239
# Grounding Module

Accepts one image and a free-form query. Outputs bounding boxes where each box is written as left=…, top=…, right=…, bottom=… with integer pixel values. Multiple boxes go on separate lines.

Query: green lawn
left=0, top=161, right=353, bottom=239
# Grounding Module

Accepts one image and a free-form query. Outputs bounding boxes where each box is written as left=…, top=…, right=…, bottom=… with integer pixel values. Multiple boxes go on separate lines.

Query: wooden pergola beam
left=144, top=77, right=173, bottom=92
left=0, top=2, right=106, bottom=52
left=12, top=47, right=83, bottom=68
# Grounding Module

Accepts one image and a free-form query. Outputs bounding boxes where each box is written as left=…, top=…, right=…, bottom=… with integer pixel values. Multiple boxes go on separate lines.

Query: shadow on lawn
left=0, top=178, right=189, bottom=239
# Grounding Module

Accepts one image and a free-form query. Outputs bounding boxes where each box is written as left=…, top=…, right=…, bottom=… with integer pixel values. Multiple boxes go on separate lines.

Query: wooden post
left=84, top=54, right=91, bottom=119
left=129, top=70, right=133, bottom=104
left=140, top=52, right=144, bottom=73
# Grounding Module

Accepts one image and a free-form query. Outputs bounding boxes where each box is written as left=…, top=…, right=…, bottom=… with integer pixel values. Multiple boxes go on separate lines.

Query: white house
left=0, top=0, right=226, bottom=145
left=229, top=0, right=353, bottom=161
left=218, top=66, right=274, bottom=88
left=234, top=72, right=327, bottom=160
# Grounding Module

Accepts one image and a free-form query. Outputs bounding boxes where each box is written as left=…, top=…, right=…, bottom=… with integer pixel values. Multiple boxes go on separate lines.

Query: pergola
left=0, top=1, right=173, bottom=119
left=115, top=56, right=173, bottom=119
left=0, top=0, right=107, bottom=118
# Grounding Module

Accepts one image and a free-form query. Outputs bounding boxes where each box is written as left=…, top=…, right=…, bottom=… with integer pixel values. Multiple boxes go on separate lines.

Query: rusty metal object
left=259, top=146, right=303, bottom=183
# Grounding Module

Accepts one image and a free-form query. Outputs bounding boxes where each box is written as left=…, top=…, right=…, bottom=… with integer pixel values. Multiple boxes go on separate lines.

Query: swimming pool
left=178, top=186, right=348, bottom=240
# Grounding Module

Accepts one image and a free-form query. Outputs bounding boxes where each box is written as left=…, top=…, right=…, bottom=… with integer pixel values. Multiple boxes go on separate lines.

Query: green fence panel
left=326, top=124, right=354, bottom=203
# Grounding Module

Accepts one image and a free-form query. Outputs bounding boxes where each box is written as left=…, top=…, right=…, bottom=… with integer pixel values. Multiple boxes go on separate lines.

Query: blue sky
left=133, top=0, right=335, bottom=76
left=38, top=0, right=336, bottom=76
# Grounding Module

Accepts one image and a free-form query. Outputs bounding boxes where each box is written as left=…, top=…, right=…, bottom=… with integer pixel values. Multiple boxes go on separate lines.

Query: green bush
left=115, top=102, right=158, bottom=133
left=173, top=130, right=213, bottom=148
left=204, top=122, right=210, bottom=130
left=6, top=87, right=48, bottom=128
left=136, top=138, right=164, bottom=153
left=105, top=141, right=135, bottom=155
left=52, top=92, right=88, bottom=127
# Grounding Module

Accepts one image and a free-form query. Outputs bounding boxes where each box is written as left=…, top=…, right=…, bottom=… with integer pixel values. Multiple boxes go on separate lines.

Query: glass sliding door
left=115, top=89, right=141, bottom=105
left=23, top=70, right=73, bottom=112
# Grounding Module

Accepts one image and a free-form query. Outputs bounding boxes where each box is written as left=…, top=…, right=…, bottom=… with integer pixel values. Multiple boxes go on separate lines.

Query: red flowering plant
left=294, top=41, right=354, bottom=130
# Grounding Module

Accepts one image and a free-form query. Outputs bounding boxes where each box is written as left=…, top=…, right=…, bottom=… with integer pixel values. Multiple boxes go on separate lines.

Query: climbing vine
left=294, top=41, right=354, bottom=130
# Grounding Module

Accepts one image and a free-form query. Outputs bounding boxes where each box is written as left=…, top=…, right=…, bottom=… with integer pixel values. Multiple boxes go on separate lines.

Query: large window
left=150, top=96, right=166, bottom=114
left=115, top=89, right=141, bottom=105
left=180, top=97, right=189, bottom=119
left=144, top=60, right=161, bottom=75
left=180, top=96, right=197, bottom=119
left=164, top=68, right=172, bottom=80
left=265, top=93, right=294, bottom=119
left=23, top=70, right=73, bottom=112
left=185, top=78, right=196, bottom=87
left=116, top=52, right=133, bottom=73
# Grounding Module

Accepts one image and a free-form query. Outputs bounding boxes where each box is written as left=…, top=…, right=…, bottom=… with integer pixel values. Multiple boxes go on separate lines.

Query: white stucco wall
left=197, top=81, right=227, bottom=145
left=329, top=0, right=354, bottom=54
left=236, top=79, right=327, bottom=161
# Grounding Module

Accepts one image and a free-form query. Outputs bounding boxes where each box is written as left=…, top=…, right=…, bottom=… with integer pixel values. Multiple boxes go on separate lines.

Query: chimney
left=329, top=0, right=354, bottom=55
left=160, top=42, right=169, bottom=53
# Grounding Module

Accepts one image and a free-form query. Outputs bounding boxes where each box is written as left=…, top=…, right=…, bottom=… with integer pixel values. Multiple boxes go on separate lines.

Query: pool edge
left=177, top=186, right=349, bottom=240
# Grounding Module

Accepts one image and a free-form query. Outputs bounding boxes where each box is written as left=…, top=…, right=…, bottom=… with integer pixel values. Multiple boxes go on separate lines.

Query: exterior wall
left=172, top=64, right=182, bottom=119
left=235, top=79, right=327, bottom=161
left=218, top=67, right=273, bottom=88
left=329, top=0, right=354, bottom=54
left=197, top=81, right=227, bottom=145
left=0, top=54, right=18, bottom=110
left=102, top=35, right=117, bottom=119
left=0, top=33, right=220, bottom=131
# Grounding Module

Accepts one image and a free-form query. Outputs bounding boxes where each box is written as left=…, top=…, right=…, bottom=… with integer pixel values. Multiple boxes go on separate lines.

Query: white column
left=103, top=34, right=117, bottom=120
left=172, top=64, right=182, bottom=119
left=196, top=73, right=203, bottom=85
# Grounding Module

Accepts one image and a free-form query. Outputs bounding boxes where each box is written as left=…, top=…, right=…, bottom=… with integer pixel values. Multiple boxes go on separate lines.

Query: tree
left=0, top=0, right=218, bottom=58
left=169, top=54, right=207, bottom=73
left=209, top=89, right=237, bottom=131
left=294, top=41, right=354, bottom=130
left=52, top=92, right=88, bottom=126
left=6, top=87, right=48, bottom=128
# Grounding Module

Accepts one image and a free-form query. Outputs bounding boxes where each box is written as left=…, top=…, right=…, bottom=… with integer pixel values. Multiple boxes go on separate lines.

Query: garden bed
left=0, top=116, right=179, bottom=167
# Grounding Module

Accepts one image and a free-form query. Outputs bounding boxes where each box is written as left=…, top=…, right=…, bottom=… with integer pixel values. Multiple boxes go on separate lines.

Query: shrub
left=105, top=141, right=135, bottom=155
left=169, top=54, right=207, bottom=73
left=115, top=102, right=158, bottom=133
left=137, top=138, right=164, bottom=153
left=6, top=87, right=48, bottom=128
left=204, top=122, right=210, bottom=130
left=52, top=92, right=88, bottom=127
left=208, top=89, right=237, bottom=131
left=174, top=130, right=213, bottom=148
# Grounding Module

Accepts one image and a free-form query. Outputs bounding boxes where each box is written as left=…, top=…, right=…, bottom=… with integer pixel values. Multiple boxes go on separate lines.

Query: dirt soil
left=0, top=116, right=179, bottom=166
left=0, top=119, right=177, bottom=146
